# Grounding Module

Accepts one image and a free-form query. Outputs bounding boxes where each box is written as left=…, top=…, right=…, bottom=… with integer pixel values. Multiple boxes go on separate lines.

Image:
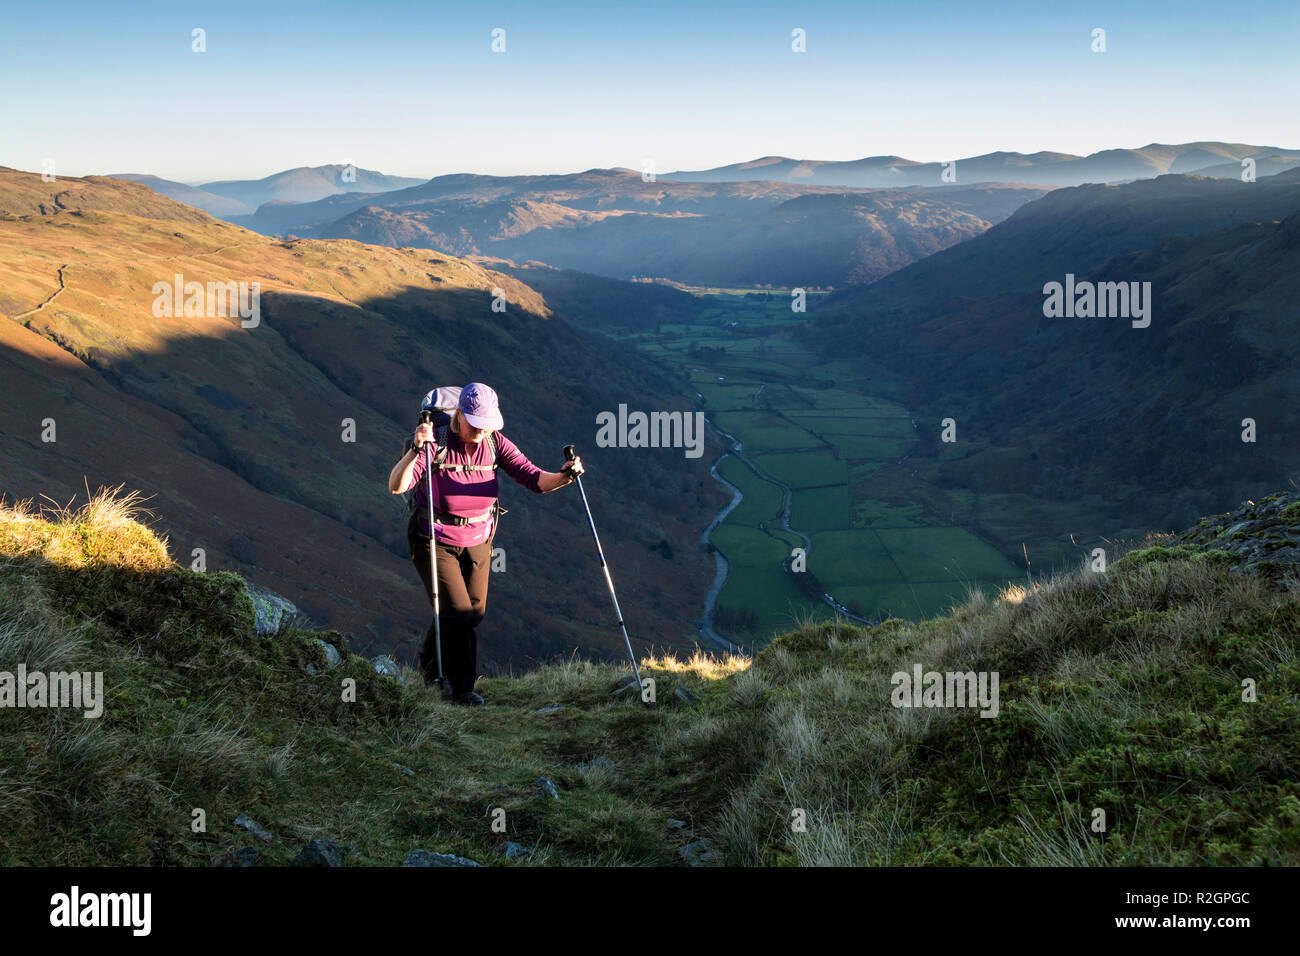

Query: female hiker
left=387, top=382, right=584, bottom=706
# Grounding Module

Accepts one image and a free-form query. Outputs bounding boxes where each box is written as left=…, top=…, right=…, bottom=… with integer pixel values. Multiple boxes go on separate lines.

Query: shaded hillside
left=3, top=489, right=1296, bottom=866
left=667, top=141, right=1300, bottom=188
left=477, top=259, right=706, bottom=331
left=814, top=171, right=1300, bottom=530
left=0, top=168, right=727, bottom=665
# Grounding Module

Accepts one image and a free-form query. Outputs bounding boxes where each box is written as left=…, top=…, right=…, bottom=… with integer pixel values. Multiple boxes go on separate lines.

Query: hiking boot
left=455, top=691, right=485, bottom=707
left=422, top=673, right=453, bottom=698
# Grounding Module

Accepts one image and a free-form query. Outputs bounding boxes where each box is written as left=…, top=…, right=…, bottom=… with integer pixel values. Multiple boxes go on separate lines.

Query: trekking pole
left=563, top=445, right=646, bottom=703
left=421, top=417, right=447, bottom=694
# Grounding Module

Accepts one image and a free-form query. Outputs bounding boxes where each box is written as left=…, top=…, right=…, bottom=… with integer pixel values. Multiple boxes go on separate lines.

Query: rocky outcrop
left=1179, top=492, right=1300, bottom=578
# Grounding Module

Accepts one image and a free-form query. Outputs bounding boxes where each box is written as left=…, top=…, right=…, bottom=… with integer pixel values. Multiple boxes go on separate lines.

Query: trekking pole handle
left=563, top=444, right=576, bottom=462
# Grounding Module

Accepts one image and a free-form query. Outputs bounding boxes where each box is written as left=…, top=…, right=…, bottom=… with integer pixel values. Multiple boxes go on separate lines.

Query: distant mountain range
left=109, top=165, right=423, bottom=218
left=814, top=168, right=1300, bottom=531
left=100, top=143, right=1297, bottom=289
left=314, top=176, right=1050, bottom=287
left=186, top=169, right=1042, bottom=287
left=666, top=142, right=1300, bottom=188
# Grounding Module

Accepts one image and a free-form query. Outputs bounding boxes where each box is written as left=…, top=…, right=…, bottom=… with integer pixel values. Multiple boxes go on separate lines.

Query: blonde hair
left=451, top=409, right=492, bottom=438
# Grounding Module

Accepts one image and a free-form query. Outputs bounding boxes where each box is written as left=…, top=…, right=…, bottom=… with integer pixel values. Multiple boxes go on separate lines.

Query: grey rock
left=214, top=846, right=259, bottom=867
left=246, top=583, right=299, bottom=635
left=316, top=640, right=341, bottom=667
left=535, top=703, right=566, bottom=714
left=292, top=838, right=345, bottom=867
left=536, top=776, right=560, bottom=800
left=393, top=763, right=415, bottom=776
left=678, top=838, right=718, bottom=866
left=372, top=655, right=405, bottom=684
left=674, top=684, right=699, bottom=705
left=233, top=814, right=271, bottom=841
left=402, top=849, right=481, bottom=867
left=502, top=841, right=534, bottom=859
left=665, top=818, right=688, bottom=830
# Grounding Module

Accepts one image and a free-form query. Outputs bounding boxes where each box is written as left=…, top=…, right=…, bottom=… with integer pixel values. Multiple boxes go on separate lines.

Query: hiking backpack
left=405, top=386, right=499, bottom=517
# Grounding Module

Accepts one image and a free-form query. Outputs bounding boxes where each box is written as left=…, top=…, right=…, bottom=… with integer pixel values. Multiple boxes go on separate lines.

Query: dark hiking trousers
left=408, top=516, right=493, bottom=696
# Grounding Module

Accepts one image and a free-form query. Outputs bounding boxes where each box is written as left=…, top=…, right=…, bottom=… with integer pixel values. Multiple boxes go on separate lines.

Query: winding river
left=696, top=447, right=745, bottom=653
left=695, top=394, right=873, bottom=652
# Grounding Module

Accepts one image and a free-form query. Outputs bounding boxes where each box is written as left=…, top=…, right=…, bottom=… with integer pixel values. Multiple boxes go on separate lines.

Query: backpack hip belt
left=433, top=501, right=508, bottom=531
left=434, top=508, right=493, bottom=527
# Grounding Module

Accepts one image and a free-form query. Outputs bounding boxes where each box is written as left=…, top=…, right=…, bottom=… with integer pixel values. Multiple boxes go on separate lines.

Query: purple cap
left=458, top=382, right=503, bottom=431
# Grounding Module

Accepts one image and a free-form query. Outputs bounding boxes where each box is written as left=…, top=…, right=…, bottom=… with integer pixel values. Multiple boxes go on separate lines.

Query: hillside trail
left=13, top=264, right=68, bottom=320
left=10, top=240, right=278, bottom=321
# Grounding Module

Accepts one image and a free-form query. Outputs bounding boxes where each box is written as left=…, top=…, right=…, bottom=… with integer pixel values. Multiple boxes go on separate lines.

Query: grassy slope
left=4, top=489, right=1298, bottom=866
left=0, top=491, right=744, bottom=866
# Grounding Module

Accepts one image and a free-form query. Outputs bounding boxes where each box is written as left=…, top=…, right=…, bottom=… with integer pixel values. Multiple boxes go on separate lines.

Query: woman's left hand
left=563, top=456, right=585, bottom=482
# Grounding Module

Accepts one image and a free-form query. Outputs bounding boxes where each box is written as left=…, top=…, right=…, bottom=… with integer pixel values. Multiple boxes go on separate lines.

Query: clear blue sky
left=2, top=0, right=1297, bottom=183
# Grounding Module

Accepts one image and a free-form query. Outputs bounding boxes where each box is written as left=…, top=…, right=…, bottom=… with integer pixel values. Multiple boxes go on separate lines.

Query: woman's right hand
left=413, top=422, right=434, bottom=450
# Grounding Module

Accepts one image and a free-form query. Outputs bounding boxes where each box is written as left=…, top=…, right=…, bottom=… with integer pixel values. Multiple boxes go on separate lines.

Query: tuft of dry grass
left=0, top=485, right=171, bottom=571
left=642, top=648, right=749, bottom=682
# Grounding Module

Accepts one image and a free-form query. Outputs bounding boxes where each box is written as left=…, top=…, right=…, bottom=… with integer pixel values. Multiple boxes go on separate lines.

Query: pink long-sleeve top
left=408, top=430, right=544, bottom=546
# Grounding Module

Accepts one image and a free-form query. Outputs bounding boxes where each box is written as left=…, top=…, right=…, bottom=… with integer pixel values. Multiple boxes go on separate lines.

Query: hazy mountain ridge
left=295, top=175, right=1050, bottom=287
left=667, top=141, right=1300, bottom=188
left=111, top=144, right=1299, bottom=291
left=107, top=174, right=252, bottom=219
left=108, top=165, right=423, bottom=218
left=242, top=168, right=940, bottom=235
